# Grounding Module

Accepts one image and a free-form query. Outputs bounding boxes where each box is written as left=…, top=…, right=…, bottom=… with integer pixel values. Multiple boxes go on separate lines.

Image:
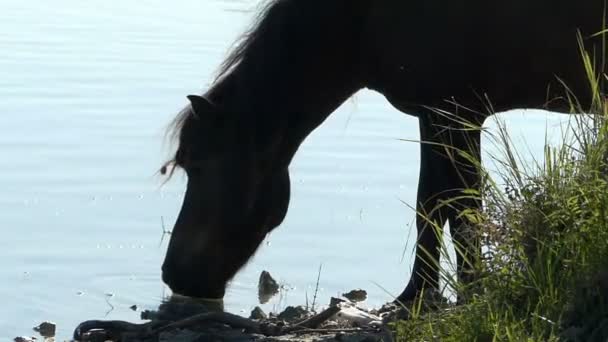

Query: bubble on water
left=76, top=291, right=84, bottom=296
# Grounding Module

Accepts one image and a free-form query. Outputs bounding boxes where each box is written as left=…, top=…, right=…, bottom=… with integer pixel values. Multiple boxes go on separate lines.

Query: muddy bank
left=15, top=271, right=418, bottom=342
left=70, top=291, right=400, bottom=342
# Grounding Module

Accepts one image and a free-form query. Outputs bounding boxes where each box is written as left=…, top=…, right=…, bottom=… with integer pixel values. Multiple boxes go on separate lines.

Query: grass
left=393, top=34, right=608, bottom=341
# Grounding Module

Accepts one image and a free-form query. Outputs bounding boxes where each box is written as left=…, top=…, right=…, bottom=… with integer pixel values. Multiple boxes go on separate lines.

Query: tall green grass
left=394, top=33, right=608, bottom=341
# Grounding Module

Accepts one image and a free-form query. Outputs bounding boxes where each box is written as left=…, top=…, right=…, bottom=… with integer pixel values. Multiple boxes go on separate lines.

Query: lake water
left=0, top=0, right=573, bottom=340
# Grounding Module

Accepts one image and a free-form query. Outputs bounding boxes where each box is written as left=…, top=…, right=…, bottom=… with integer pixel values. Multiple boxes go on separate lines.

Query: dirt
left=65, top=292, right=402, bottom=342
left=15, top=270, right=422, bottom=342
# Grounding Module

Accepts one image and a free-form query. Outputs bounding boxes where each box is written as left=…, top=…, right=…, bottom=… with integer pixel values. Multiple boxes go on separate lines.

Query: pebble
left=33, top=321, right=56, bottom=337
left=258, top=270, right=280, bottom=304
left=342, top=289, right=368, bottom=302
left=250, top=306, right=267, bottom=320
left=277, top=306, right=309, bottom=323
left=14, top=337, right=35, bottom=342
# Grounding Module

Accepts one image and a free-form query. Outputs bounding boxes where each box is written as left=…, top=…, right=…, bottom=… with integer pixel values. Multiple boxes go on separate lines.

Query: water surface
left=0, top=1, right=572, bottom=339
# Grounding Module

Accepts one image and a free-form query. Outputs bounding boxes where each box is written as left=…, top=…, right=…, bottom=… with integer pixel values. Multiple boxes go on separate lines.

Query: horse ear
left=187, top=95, right=217, bottom=117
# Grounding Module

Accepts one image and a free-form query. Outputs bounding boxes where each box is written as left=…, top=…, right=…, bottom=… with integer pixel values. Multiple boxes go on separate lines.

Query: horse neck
left=208, top=60, right=362, bottom=168
left=205, top=0, right=371, bottom=167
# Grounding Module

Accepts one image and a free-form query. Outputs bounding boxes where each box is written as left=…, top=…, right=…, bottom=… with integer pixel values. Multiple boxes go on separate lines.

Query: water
left=0, top=1, right=573, bottom=339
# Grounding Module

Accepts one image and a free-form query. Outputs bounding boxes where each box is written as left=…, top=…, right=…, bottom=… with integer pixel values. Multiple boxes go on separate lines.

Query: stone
left=33, top=321, right=56, bottom=337
left=330, top=297, right=347, bottom=307
left=250, top=306, right=268, bottom=320
left=342, top=289, right=367, bottom=303
left=14, top=337, right=35, bottom=342
left=277, top=305, right=310, bottom=323
left=258, top=270, right=280, bottom=304
left=333, top=306, right=382, bottom=327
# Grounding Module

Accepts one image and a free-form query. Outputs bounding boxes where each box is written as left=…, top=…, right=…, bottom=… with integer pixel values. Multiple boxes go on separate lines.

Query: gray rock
left=330, top=297, right=347, bottom=307
left=342, top=289, right=367, bottom=303
left=80, top=329, right=112, bottom=342
left=13, top=337, right=35, bottom=342
left=33, top=321, right=56, bottom=337
left=250, top=306, right=268, bottom=320
left=258, top=270, right=280, bottom=304
left=277, top=305, right=310, bottom=323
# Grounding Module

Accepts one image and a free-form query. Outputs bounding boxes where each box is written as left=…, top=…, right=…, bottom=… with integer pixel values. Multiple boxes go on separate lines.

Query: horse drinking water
left=160, top=0, right=606, bottom=303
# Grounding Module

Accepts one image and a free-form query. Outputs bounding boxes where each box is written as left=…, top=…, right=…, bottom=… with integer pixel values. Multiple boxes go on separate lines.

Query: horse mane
left=160, top=0, right=290, bottom=178
left=216, top=0, right=284, bottom=80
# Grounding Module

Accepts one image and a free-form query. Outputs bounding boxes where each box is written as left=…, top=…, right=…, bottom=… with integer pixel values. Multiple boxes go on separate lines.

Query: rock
left=33, top=321, right=56, bottom=337
left=129, top=304, right=138, bottom=311
left=80, top=328, right=113, bottom=342
left=321, top=320, right=340, bottom=329
left=374, top=302, right=409, bottom=322
left=277, top=305, right=310, bottom=323
left=333, top=306, right=382, bottom=327
left=258, top=270, right=280, bottom=304
left=330, top=297, right=347, bottom=307
left=342, top=289, right=367, bottom=303
left=13, top=337, right=35, bottom=342
left=250, top=306, right=268, bottom=320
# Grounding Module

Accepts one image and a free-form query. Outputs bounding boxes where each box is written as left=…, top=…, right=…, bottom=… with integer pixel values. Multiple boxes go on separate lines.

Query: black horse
left=160, top=0, right=606, bottom=303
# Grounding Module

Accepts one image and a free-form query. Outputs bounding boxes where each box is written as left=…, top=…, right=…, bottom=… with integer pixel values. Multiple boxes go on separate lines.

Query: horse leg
left=444, top=126, right=482, bottom=304
left=396, top=112, right=482, bottom=303
left=397, top=154, right=446, bottom=301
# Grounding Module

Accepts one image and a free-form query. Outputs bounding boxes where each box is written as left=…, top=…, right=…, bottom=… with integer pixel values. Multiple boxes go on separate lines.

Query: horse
left=160, top=0, right=607, bottom=304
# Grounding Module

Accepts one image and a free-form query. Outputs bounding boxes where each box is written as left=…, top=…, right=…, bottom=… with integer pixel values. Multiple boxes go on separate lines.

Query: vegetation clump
left=394, top=36, right=608, bottom=341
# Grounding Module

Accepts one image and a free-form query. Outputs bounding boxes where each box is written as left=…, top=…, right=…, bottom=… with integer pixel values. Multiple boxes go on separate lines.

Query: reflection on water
left=0, top=0, right=571, bottom=339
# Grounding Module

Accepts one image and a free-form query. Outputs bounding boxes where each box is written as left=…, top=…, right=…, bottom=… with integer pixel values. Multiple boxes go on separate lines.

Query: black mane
left=215, top=0, right=284, bottom=81
left=161, top=0, right=294, bottom=176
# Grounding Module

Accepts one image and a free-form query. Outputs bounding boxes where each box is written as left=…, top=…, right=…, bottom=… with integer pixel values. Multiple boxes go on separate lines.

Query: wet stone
left=277, top=306, right=310, bottom=323
left=342, top=289, right=367, bottom=303
left=33, top=321, right=56, bottom=337
left=258, top=270, right=280, bottom=304
left=80, top=329, right=112, bottom=342
left=250, top=306, right=268, bottom=320
left=14, top=337, right=35, bottom=342
left=330, top=297, right=347, bottom=307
